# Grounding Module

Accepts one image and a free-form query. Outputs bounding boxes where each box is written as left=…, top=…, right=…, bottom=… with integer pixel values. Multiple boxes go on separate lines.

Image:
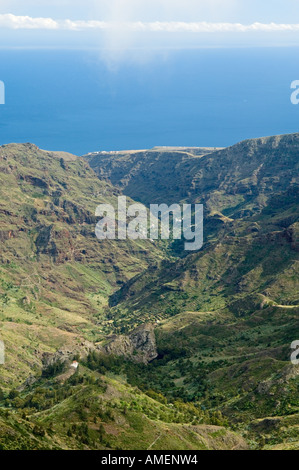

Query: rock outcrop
left=99, top=323, right=158, bottom=364
left=42, top=340, right=95, bottom=369
left=41, top=324, right=158, bottom=371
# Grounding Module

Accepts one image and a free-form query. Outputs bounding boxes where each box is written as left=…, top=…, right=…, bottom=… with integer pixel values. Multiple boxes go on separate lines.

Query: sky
left=0, top=1, right=299, bottom=152
left=1, top=0, right=299, bottom=50
left=0, top=0, right=299, bottom=23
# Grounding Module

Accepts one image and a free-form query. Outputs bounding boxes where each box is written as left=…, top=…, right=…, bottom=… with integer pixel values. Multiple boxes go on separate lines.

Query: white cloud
left=1, top=13, right=299, bottom=33
left=131, top=22, right=299, bottom=33
left=0, top=13, right=58, bottom=29
left=0, top=13, right=106, bottom=30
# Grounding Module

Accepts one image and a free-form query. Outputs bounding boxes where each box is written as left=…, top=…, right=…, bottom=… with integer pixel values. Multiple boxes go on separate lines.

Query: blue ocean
left=0, top=47, right=298, bottom=155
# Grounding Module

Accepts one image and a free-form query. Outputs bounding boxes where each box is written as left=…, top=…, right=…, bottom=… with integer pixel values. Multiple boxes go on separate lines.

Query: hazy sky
left=0, top=0, right=299, bottom=23
left=1, top=0, right=299, bottom=49
left=0, top=1, right=298, bottom=151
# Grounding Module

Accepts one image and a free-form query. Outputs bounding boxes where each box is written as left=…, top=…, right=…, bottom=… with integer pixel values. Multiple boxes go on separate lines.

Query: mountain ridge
left=0, top=133, right=298, bottom=450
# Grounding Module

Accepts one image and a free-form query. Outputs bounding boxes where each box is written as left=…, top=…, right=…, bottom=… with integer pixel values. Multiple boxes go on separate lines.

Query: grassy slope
left=0, top=366, right=247, bottom=450
left=0, top=133, right=298, bottom=450
left=0, top=143, right=164, bottom=389
left=85, top=134, right=299, bottom=210
left=85, top=148, right=214, bottom=205
left=92, top=134, right=299, bottom=449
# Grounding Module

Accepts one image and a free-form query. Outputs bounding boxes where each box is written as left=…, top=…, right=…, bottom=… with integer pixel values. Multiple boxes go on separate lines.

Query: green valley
left=0, top=133, right=298, bottom=450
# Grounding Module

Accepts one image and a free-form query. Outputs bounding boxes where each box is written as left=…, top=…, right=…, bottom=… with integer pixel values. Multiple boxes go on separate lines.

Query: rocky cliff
left=102, top=323, right=158, bottom=363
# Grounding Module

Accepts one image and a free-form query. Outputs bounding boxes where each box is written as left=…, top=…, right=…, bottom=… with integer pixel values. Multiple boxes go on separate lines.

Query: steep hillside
left=84, top=147, right=219, bottom=205
left=0, top=134, right=298, bottom=451
left=85, top=135, right=299, bottom=216
left=107, top=134, right=299, bottom=324
left=0, top=143, right=164, bottom=388
left=90, top=134, right=299, bottom=449
left=0, top=364, right=247, bottom=450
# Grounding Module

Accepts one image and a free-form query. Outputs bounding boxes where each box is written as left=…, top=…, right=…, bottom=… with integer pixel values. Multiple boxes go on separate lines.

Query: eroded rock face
left=42, top=340, right=95, bottom=368
left=129, top=323, right=158, bottom=362
left=257, top=364, right=299, bottom=395
left=99, top=323, right=158, bottom=364
left=103, top=335, right=134, bottom=358
left=41, top=324, right=158, bottom=372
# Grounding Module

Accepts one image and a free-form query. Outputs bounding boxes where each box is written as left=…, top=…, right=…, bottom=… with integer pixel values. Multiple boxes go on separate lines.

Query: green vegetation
left=0, top=364, right=246, bottom=450
left=0, top=134, right=299, bottom=449
left=0, top=143, right=164, bottom=388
